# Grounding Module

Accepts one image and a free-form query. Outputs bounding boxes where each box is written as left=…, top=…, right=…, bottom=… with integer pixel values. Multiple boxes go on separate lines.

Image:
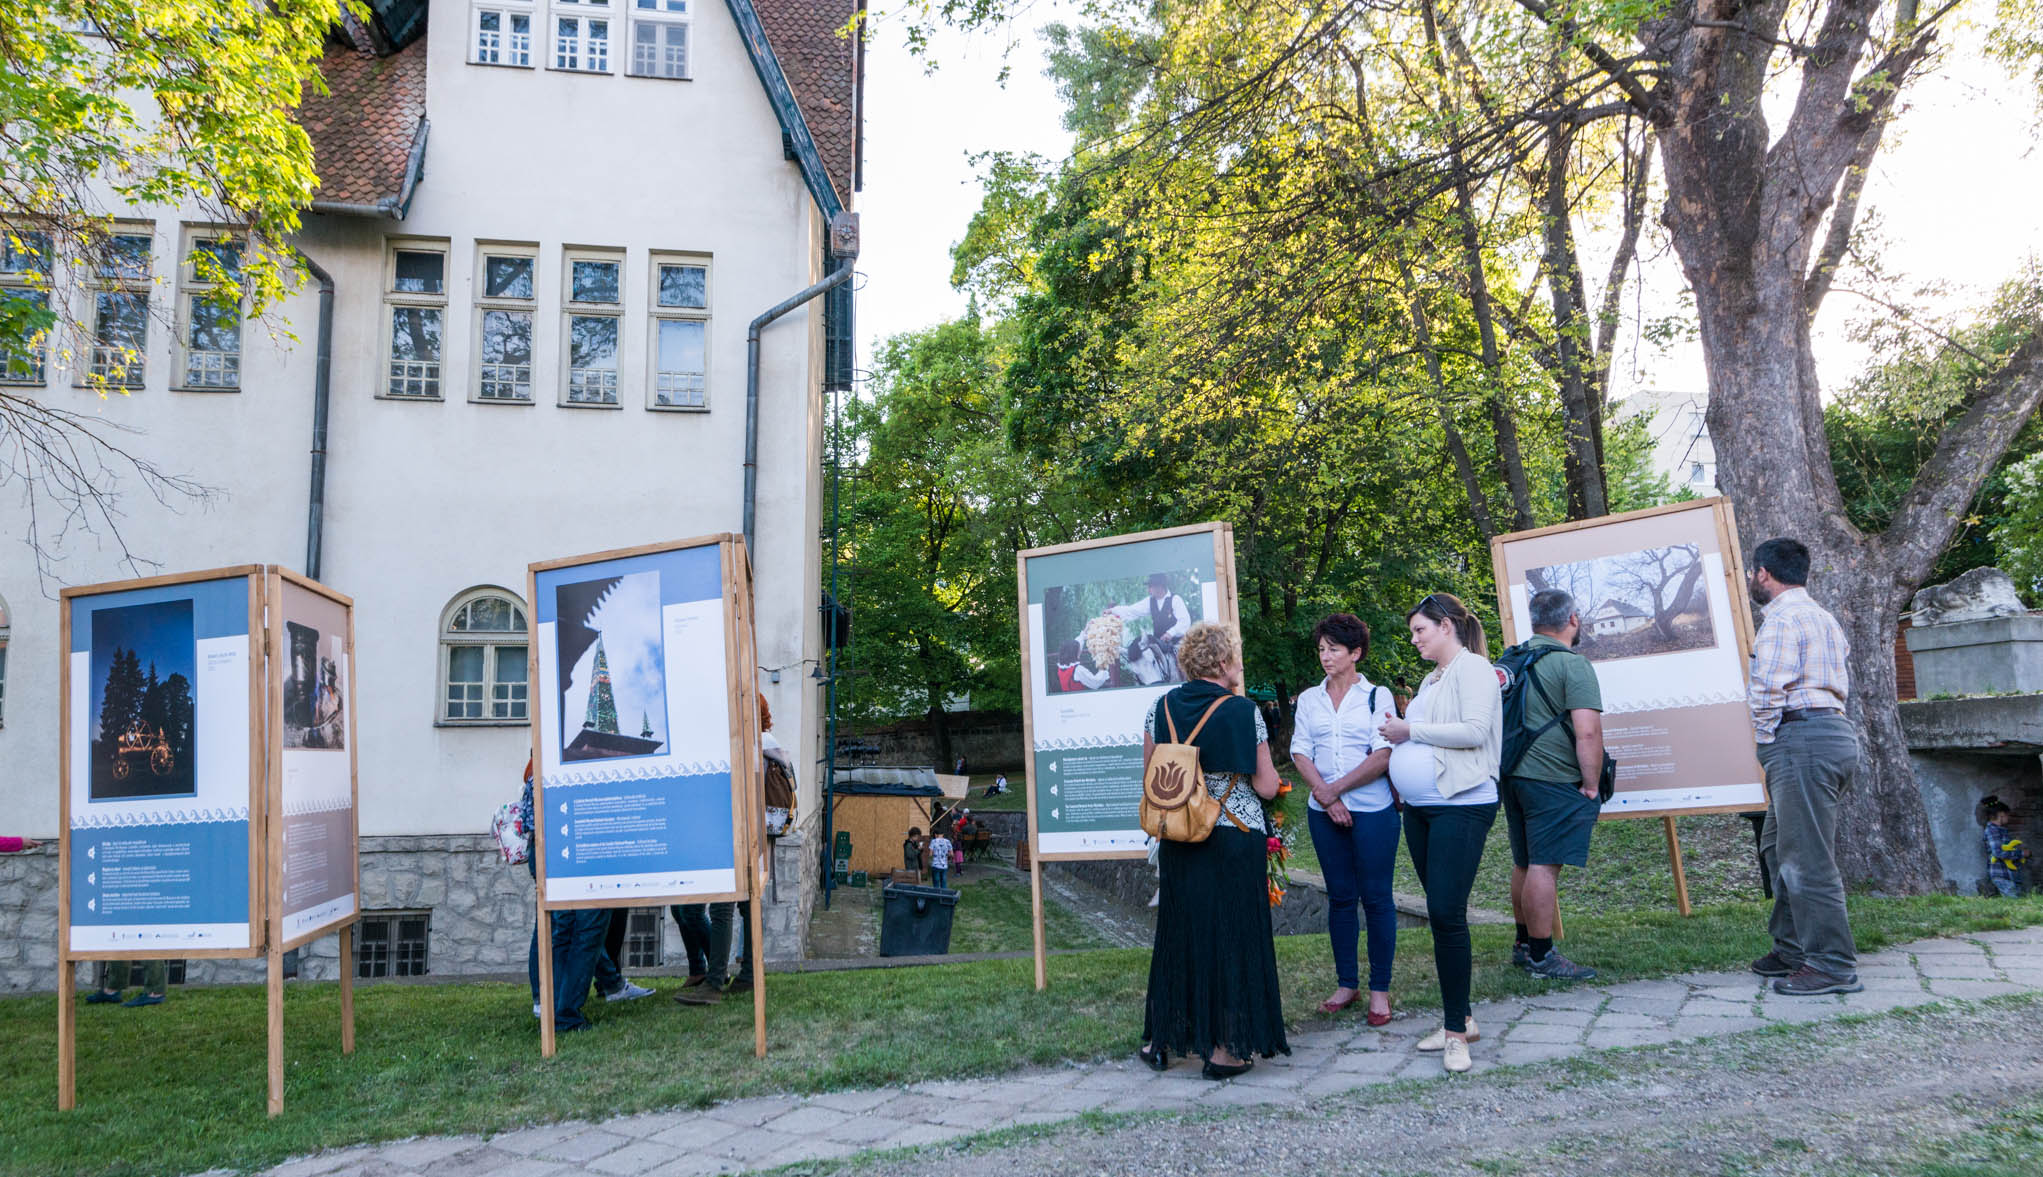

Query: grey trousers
left=1757, top=714, right=1860, bottom=978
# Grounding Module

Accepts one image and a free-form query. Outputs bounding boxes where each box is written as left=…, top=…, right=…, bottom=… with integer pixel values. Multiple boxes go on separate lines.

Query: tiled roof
left=753, top=0, right=860, bottom=207
left=300, top=35, right=429, bottom=214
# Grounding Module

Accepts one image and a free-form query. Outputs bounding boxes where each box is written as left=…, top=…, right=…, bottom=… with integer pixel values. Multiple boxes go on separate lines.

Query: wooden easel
left=1018, top=522, right=1240, bottom=991
left=58, top=566, right=359, bottom=1116
left=531, top=534, right=767, bottom=1059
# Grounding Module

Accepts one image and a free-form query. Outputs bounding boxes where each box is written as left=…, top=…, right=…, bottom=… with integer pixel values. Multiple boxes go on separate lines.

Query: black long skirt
left=1143, top=825, right=1290, bottom=1060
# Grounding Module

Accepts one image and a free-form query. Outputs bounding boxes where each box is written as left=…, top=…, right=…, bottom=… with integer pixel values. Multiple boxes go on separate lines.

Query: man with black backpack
left=1497, top=590, right=1609, bottom=981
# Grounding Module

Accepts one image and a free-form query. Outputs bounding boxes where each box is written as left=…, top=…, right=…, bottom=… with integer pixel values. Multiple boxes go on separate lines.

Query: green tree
left=2, top=0, right=350, bottom=577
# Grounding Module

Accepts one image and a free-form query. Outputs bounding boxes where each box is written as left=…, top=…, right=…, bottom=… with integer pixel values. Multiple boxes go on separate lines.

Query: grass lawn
left=957, top=773, right=1026, bottom=812
left=817, top=864, right=1110, bottom=956
left=3, top=892, right=2039, bottom=1177
left=1270, top=766, right=1774, bottom=917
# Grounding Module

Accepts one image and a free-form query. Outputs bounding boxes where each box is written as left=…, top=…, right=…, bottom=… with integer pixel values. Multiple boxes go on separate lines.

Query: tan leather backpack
left=1140, top=696, right=1250, bottom=842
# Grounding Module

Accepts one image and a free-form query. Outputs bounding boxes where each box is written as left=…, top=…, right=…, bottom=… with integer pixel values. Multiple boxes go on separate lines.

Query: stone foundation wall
left=3, top=829, right=821, bottom=994
left=837, top=712, right=1025, bottom=772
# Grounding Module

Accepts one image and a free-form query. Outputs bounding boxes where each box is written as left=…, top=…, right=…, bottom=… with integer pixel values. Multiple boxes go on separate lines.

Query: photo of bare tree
left=1527, top=544, right=1718, bottom=663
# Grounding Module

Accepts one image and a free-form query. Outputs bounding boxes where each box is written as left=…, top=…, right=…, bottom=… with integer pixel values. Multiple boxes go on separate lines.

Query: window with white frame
left=563, top=249, right=622, bottom=406
left=471, top=2, right=534, bottom=66
left=0, top=230, right=52, bottom=385
left=475, top=245, right=536, bottom=402
left=648, top=254, right=708, bottom=409
left=441, top=588, right=529, bottom=723
left=86, top=228, right=152, bottom=389
left=552, top=0, right=612, bottom=72
left=629, top=0, right=689, bottom=79
left=178, top=232, right=242, bottom=390
left=384, top=242, right=447, bottom=399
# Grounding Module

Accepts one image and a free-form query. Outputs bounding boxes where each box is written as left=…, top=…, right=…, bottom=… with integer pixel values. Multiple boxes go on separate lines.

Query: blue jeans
left=549, top=908, right=611, bottom=1030
left=671, top=904, right=712, bottom=975
left=1307, top=805, right=1400, bottom=992
left=932, top=866, right=948, bottom=889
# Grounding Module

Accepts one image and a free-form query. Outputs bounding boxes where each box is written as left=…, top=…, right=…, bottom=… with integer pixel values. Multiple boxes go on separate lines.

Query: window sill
left=469, top=60, right=537, bottom=70
left=647, top=402, right=711, bottom=414
left=172, top=385, right=242, bottom=395
left=376, top=392, right=446, bottom=403
left=560, top=399, right=623, bottom=410
left=625, top=71, right=693, bottom=82
left=435, top=719, right=531, bottom=729
left=546, top=65, right=617, bottom=77
left=470, top=396, right=536, bottom=406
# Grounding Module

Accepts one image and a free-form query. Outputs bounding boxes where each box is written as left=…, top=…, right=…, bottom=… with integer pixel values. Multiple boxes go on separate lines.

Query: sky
left=854, top=11, right=2043, bottom=403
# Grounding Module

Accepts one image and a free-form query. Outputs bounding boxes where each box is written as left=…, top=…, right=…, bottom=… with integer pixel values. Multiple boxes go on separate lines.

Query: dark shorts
left=1503, top=775, right=1600, bottom=868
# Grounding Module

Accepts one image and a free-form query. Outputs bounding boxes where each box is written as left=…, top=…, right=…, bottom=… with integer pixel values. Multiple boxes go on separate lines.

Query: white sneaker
left=531, top=1002, right=541, bottom=1018
left=1416, top=1018, right=1479, bottom=1051
left=1442, top=1036, right=1473, bottom=1073
left=605, top=981, right=655, bottom=1003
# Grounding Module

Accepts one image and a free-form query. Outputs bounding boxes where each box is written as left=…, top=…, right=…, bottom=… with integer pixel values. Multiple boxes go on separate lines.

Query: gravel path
left=250, top=926, right=2043, bottom=1177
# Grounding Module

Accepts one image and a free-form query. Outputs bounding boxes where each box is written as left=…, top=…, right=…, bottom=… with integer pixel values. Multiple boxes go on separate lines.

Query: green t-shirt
left=1513, top=634, right=1603, bottom=785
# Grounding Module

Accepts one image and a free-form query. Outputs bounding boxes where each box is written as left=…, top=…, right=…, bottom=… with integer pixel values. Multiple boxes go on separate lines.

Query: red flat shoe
left=1317, top=992, right=1360, bottom=1014
left=1366, top=999, right=1393, bottom=1027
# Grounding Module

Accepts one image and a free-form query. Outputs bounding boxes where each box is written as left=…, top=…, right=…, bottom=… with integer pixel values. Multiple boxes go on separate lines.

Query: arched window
left=439, top=588, right=528, bottom=724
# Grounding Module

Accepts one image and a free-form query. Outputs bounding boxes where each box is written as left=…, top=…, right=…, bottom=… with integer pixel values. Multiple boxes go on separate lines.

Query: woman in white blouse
left=1377, top=592, right=1501, bottom=1074
left=1290, top=613, right=1398, bottom=1024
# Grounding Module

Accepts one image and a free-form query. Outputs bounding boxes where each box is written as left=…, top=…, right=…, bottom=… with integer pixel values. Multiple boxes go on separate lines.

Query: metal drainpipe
left=742, top=261, right=852, bottom=556
left=299, top=252, right=336, bottom=579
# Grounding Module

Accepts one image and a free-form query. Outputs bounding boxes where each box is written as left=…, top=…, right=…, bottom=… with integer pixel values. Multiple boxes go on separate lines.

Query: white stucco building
left=0, top=0, right=861, bottom=987
left=1620, top=387, right=1718, bottom=496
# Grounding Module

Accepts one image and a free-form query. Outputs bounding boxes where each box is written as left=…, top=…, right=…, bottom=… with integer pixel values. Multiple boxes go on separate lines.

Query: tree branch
left=1513, top=0, right=1663, bottom=118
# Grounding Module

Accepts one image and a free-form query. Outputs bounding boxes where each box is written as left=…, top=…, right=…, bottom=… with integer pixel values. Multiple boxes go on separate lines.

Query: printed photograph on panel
left=89, top=599, right=198, bottom=799
left=1040, top=569, right=1204, bottom=694
left=1527, top=544, right=1718, bottom=663
left=555, top=569, right=669, bottom=762
left=283, top=621, right=347, bottom=749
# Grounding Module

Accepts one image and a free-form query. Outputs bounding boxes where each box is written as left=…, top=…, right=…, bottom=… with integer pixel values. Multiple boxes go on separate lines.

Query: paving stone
left=1072, top=1067, right=1155, bottom=1094
left=705, top=1130, right=793, bottom=1165
left=1522, top=989, right=1605, bottom=1010
left=1918, top=960, right=2000, bottom=980
left=1612, top=979, right=1690, bottom=999
left=1493, top=1041, right=1580, bottom=1066
left=927, top=1099, right=1015, bottom=1129
left=1848, top=988, right=1941, bottom=1013
left=760, top=1137, right=867, bottom=1168
left=1681, top=970, right=1759, bottom=989
left=822, top=1114, right=925, bottom=1146
left=413, top=1148, right=562, bottom=1177
left=1681, top=998, right=1755, bottom=1018
left=1329, top=1050, right=1410, bottom=1077
left=533, top=1130, right=632, bottom=1164
left=1754, top=998, right=1845, bottom=1024
left=1203, top=1080, right=1296, bottom=1104
left=1007, top=1066, right=1085, bottom=1087
left=1857, top=974, right=1930, bottom=993
left=702, top=1095, right=801, bottom=1128
left=1605, top=997, right=1686, bottom=1018
left=1394, top=1055, right=1452, bottom=1080
left=1591, top=1011, right=1665, bottom=1030
left=880, top=1122, right=971, bottom=1148
left=1518, top=1006, right=1596, bottom=1027
left=488, top=1125, right=586, bottom=1157
left=264, top=1152, right=368, bottom=1177
left=645, top=1117, right=742, bottom=1150
left=1911, top=938, right=1990, bottom=954
left=1225, top=1064, right=1310, bottom=1090
left=1467, top=999, right=1530, bottom=1023
left=1284, top=1028, right=1352, bottom=1050
left=641, top=1155, right=742, bottom=1177
left=371, top=1138, right=479, bottom=1168
left=1585, top=1028, right=1673, bottom=1050
left=760, top=1104, right=853, bottom=1136
left=606, top=1111, right=693, bottom=1140
left=1971, top=927, right=2043, bottom=946
left=1506, top=1021, right=1585, bottom=1045
left=1300, top=1072, right=1375, bottom=1098
left=1266, top=1046, right=1336, bottom=1071
left=1927, top=979, right=2029, bottom=999
left=808, top=1086, right=904, bottom=1113
left=910, top=1077, right=1004, bottom=1099
left=1672, top=1016, right=1767, bottom=1038
left=586, top=1141, right=686, bottom=1176
left=1853, top=965, right=1921, bottom=980
left=1023, top=1085, right=1113, bottom=1115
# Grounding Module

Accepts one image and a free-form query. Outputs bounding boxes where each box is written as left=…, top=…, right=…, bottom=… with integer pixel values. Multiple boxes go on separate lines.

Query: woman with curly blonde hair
left=1137, top=621, right=1289, bottom=1079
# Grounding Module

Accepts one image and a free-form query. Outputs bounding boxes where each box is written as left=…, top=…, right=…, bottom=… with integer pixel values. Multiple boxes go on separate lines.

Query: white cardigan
left=1408, top=649, right=1503, bottom=799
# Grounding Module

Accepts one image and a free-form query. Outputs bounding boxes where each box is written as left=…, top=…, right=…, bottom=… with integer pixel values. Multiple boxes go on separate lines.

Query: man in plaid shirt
left=1746, top=537, right=1863, bottom=995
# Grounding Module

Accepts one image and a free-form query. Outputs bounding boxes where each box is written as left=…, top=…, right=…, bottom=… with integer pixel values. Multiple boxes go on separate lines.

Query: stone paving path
left=255, top=927, right=2043, bottom=1177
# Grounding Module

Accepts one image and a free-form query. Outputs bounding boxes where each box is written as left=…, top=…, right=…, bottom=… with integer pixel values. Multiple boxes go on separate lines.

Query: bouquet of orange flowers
left=1264, top=781, right=1294, bottom=905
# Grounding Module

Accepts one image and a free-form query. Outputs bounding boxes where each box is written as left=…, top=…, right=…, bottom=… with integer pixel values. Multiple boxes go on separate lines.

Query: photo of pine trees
left=88, top=598, right=198, bottom=800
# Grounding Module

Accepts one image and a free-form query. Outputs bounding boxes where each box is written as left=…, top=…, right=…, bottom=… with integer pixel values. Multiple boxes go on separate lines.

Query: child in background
left=1983, top=796, right=2028, bottom=898
left=928, top=830, right=955, bottom=889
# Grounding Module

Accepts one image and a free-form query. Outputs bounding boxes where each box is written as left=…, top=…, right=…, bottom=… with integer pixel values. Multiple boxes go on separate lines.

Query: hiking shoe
left=674, top=986, right=724, bottom=1006
left=1417, top=1018, right=1478, bottom=1051
left=604, top=981, right=655, bottom=1003
left=1512, top=943, right=1531, bottom=970
left=122, top=993, right=164, bottom=1007
left=1773, top=967, right=1863, bottom=996
left=1527, top=949, right=1597, bottom=981
left=1750, top=951, right=1798, bottom=978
